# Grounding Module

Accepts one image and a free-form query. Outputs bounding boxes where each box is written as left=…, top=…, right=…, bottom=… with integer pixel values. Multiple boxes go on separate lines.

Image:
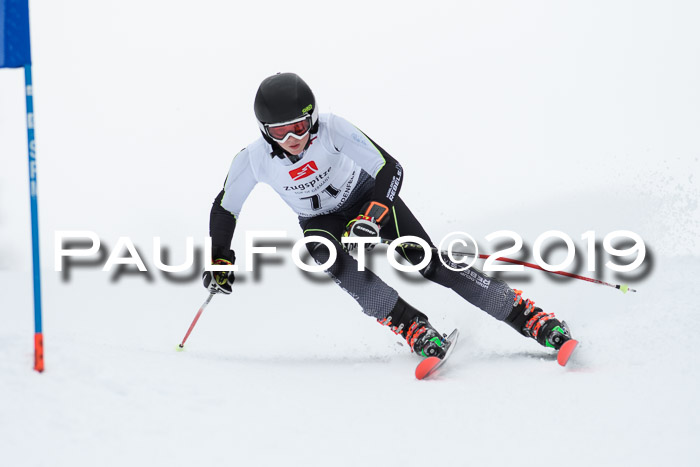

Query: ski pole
left=380, top=239, right=637, bottom=293
left=177, top=293, right=215, bottom=350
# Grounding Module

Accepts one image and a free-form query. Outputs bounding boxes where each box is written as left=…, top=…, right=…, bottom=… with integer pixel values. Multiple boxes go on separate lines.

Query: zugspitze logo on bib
left=289, top=161, right=318, bottom=181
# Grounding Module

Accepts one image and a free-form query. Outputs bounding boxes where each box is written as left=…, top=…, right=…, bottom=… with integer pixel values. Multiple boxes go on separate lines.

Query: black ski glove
left=202, top=249, right=236, bottom=294
left=343, top=201, right=390, bottom=251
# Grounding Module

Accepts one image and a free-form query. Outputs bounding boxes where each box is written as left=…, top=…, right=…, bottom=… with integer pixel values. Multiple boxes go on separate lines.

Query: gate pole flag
left=1, top=0, right=44, bottom=372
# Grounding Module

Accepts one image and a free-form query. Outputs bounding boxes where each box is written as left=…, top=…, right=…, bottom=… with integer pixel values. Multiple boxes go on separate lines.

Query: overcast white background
left=1, top=1, right=699, bottom=466
left=1, top=0, right=698, bottom=268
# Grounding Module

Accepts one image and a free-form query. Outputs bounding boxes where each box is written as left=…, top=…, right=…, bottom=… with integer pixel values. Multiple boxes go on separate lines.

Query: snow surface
left=2, top=1, right=700, bottom=466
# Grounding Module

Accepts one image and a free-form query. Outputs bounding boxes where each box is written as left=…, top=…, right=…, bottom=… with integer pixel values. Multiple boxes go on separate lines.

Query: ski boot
left=378, top=297, right=448, bottom=358
left=504, top=289, right=572, bottom=350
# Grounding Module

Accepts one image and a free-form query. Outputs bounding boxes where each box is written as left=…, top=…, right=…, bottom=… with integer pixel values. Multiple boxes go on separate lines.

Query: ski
left=415, top=328, right=460, bottom=380
left=557, top=339, right=579, bottom=366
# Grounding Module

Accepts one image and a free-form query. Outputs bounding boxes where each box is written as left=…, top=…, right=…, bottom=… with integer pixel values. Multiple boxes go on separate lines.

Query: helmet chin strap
left=286, top=152, right=302, bottom=163
left=266, top=140, right=303, bottom=163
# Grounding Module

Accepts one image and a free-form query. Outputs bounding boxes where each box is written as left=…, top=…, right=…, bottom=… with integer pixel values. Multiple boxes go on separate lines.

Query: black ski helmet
left=254, top=72, right=318, bottom=137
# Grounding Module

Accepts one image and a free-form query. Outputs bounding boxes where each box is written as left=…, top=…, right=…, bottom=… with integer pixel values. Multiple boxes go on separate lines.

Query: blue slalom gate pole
left=24, top=63, right=44, bottom=372
left=2, top=0, right=42, bottom=371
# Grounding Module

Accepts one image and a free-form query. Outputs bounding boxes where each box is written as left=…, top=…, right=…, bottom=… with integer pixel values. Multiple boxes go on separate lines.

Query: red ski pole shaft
left=178, top=293, right=215, bottom=349
left=475, top=254, right=636, bottom=293
left=381, top=240, right=637, bottom=293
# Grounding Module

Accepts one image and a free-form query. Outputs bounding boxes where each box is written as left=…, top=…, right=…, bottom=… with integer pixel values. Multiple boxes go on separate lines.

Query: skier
left=202, top=72, right=572, bottom=360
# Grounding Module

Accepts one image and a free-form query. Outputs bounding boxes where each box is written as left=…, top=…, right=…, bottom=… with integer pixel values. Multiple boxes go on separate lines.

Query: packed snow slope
left=2, top=253, right=699, bottom=467
left=2, top=1, right=700, bottom=466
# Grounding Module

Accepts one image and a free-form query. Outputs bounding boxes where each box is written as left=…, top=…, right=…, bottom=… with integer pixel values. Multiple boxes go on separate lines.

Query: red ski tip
left=557, top=339, right=579, bottom=367
left=415, top=356, right=441, bottom=380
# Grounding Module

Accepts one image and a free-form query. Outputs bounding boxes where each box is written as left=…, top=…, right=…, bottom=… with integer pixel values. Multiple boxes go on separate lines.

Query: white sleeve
left=220, top=149, right=258, bottom=218
left=327, top=114, right=386, bottom=176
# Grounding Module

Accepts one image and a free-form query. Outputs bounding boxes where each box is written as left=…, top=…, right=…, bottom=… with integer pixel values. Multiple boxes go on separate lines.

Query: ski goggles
left=264, top=115, right=312, bottom=143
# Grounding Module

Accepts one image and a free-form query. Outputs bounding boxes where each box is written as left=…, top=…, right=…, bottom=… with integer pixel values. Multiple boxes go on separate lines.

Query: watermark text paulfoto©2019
left=54, top=230, right=647, bottom=275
